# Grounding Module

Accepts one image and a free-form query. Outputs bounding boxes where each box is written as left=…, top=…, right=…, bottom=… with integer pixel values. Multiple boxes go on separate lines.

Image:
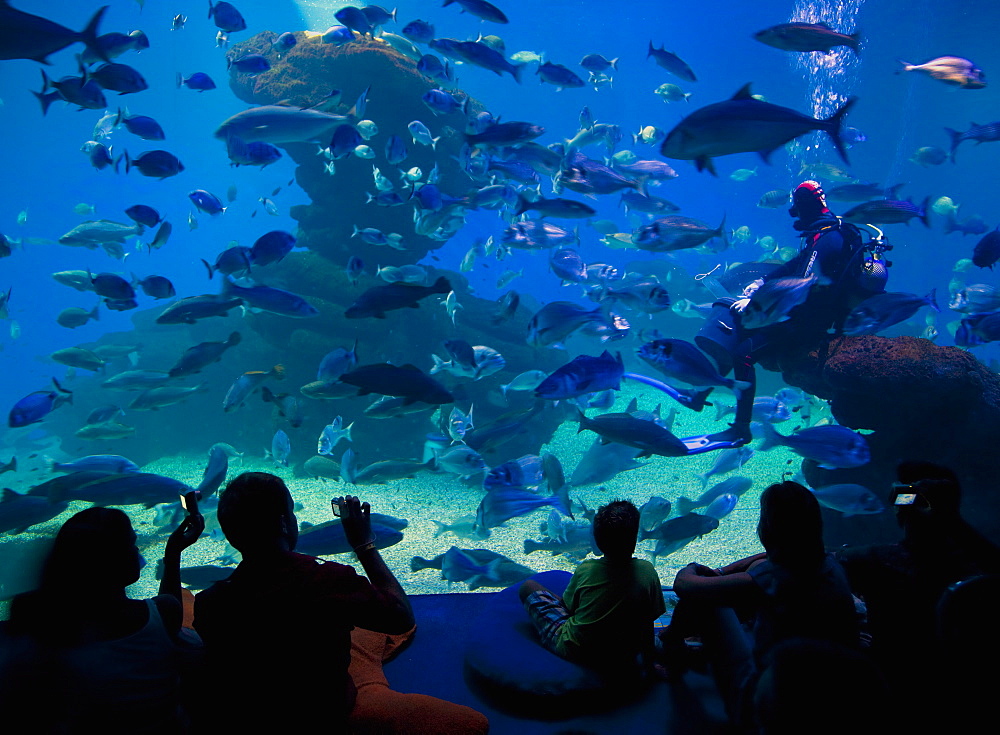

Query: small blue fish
left=385, top=134, right=408, bottom=165
left=202, top=246, right=252, bottom=279
left=273, top=32, right=297, bottom=53
left=208, top=1, right=247, bottom=33
left=226, top=136, right=282, bottom=167
left=408, top=120, right=439, bottom=149
left=334, top=6, right=372, bottom=35
left=474, top=484, right=572, bottom=537
left=135, top=275, right=176, bottom=299
left=416, top=54, right=453, bottom=82
left=176, top=72, right=216, bottom=91
left=250, top=230, right=295, bottom=266
left=422, top=89, right=467, bottom=116
left=346, top=256, right=365, bottom=286
left=118, top=111, right=165, bottom=140
left=318, top=416, right=353, bottom=455
left=330, top=124, right=363, bottom=158
left=402, top=20, right=435, bottom=44
left=83, top=141, right=115, bottom=170
left=188, top=189, right=226, bottom=216
left=757, top=423, right=870, bottom=469
left=49, top=454, right=139, bottom=474
left=269, top=429, right=291, bottom=466
left=223, top=280, right=319, bottom=318
left=124, top=150, right=184, bottom=178
left=535, top=350, right=624, bottom=400
left=89, top=62, right=148, bottom=95
left=322, top=25, right=354, bottom=45
left=646, top=42, right=697, bottom=82
left=537, top=61, right=586, bottom=89
left=704, top=493, right=739, bottom=520
left=8, top=378, right=73, bottom=428
left=228, top=53, right=270, bottom=74
left=809, top=483, right=885, bottom=516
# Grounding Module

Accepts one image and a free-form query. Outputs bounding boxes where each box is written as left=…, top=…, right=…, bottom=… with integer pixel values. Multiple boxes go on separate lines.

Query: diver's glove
left=732, top=278, right=764, bottom=314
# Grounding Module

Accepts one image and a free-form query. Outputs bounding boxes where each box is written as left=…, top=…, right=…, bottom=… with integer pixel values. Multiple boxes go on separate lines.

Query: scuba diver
left=669, top=180, right=892, bottom=454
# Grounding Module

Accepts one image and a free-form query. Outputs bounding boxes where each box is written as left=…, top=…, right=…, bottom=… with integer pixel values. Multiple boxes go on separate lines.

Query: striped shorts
left=523, top=590, right=571, bottom=654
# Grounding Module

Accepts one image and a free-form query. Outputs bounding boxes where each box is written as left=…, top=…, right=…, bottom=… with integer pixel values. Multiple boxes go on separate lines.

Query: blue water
left=1, top=0, right=999, bottom=598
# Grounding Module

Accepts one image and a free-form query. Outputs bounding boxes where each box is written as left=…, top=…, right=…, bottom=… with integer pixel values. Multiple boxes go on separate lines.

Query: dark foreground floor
left=385, top=591, right=731, bottom=735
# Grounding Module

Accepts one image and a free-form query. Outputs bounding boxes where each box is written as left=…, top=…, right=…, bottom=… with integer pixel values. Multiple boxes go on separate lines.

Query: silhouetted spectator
left=836, top=461, right=1000, bottom=728
left=662, top=481, right=859, bottom=729
left=0, top=506, right=203, bottom=733
left=194, top=472, right=487, bottom=732
left=519, top=499, right=666, bottom=671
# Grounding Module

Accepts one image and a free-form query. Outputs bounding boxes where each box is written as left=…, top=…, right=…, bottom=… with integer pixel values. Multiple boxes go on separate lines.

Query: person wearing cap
left=680, top=180, right=887, bottom=454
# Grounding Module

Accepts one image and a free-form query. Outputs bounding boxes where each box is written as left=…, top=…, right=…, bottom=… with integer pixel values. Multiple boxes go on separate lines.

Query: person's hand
left=335, top=495, right=374, bottom=550
left=732, top=297, right=752, bottom=314
left=732, top=278, right=764, bottom=314
left=165, top=513, right=205, bottom=555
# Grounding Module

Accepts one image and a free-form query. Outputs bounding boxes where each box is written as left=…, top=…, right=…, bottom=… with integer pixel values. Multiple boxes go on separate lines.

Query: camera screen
left=894, top=493, right=918, bottom=506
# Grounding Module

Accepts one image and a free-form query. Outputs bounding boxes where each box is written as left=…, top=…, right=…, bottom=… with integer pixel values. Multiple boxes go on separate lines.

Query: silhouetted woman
left=661, top=481, right=859, bottom=729
left=0, top=506, right=202, bottom=733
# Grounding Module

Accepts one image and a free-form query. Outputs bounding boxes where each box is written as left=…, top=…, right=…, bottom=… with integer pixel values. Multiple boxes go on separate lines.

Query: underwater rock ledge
left=782, top=335, right=1000, bottom=546
left=227, top=30, right=480, bottom=267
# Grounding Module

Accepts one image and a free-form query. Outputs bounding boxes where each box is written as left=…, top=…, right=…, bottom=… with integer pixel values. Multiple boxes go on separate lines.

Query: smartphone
left=180, top=490, right=200, bottom=515
left=894, top=493, right=917, bottom=506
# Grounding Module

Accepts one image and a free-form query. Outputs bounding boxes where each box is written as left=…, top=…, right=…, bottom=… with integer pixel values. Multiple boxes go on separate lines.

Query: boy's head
left=217, top=472, right=297, bottom=554
left=593, top=500, right=640, bottom=559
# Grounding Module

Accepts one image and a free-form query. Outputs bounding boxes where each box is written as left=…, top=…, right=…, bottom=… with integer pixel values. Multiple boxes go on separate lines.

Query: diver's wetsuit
left=686, top=212, right=882, bottom=452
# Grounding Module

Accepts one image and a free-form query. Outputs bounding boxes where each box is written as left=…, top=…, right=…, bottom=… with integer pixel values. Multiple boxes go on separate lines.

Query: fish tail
left=430, top=520, right=449, bottom=538
left=823, top=96, right=857, bottom=165
left=945, top=128, right=962, bottom=162
left=80, top=6, right=110, bottom=64
left=201, top=258, right=215, bottom=279
left=33, top=71, right=54, bottom=115
left=925, top=288, right=940, bottom=313
left=551, top=484, right=574, bottom=520
left=756, top=421, right=782, bottom=451
left=514, top=194, right=531, bottom=217
left=918, top=196, right=931, bottom=228
left=410, top=555, right=432, bottom=572
left=676, top=497, right=695, bottom=515
left=847, top=30, right=862, bottom=54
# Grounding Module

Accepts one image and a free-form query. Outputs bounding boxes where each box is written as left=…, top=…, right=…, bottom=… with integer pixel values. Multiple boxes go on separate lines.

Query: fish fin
left=823, top=96, right=857, bottom=165
left=918, top=196, right=931, bottom=228
left=925, top=288, right=940, bottom=313
left=731, top=83, right=755, bottom=101
left=80, top=6, right=110, bottom=63
left=694, top=156, right=717, bottom=176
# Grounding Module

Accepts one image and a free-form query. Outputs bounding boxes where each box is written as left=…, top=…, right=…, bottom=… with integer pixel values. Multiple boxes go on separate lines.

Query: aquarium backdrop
left=1, top=0, right=999, bottom=604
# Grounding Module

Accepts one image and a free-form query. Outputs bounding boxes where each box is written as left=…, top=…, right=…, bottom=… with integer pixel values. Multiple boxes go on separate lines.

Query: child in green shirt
left=520, top=500, right=666, bottom=669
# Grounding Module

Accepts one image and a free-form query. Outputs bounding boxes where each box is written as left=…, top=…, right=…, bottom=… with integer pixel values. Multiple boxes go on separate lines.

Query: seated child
left=519, top=500, right=665, bottom=670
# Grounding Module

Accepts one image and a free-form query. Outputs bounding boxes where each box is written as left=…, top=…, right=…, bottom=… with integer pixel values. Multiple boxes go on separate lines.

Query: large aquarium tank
left=2, top=0, right=999, bottom=609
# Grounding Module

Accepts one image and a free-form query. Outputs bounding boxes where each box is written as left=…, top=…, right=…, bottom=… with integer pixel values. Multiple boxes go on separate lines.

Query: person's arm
left=716, top=553, right=768, bottom=576
left=157, top=512, right=205, bottom=635
left=337, top=495, right=414, bottom=634
left=158, top=513, right=205, bottom=603
left=673, top=562, right=757, bottom=606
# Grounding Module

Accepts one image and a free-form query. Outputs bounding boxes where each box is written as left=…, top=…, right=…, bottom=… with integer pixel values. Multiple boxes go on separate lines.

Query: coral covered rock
left=777, top=335, right=1000, bottom=545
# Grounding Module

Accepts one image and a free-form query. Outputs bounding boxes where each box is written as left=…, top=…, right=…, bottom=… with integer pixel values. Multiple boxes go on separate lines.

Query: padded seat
left=463, top=570, right=649, bottom=719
